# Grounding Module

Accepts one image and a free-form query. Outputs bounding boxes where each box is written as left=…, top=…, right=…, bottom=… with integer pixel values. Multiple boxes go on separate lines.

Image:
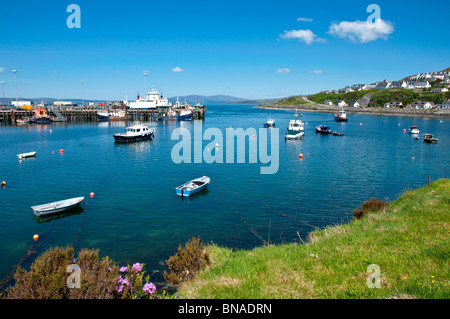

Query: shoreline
left=257, top=103, right=450, bottom=118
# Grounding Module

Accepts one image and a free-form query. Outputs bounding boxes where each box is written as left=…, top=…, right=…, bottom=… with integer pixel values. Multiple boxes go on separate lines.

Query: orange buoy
left=90, top=192, right=95, bottom=198
left=1, top=181, right=5, bottom=187
left=299, top=153, right=303, bottom=159
left=33, top=234, right=39, bottom=241
left=307, top=153, right=309, bottom=156
left=60, top=149, right=64, bottom=153
left=403, top=129, right=406, bottom=133
left=52, top=151, right=55, bottom=154
left=49, top=129, right=52, bottom=133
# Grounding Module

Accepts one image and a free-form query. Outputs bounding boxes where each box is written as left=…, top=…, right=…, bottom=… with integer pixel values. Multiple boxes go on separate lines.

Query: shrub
left=353, top=198, right=387, bottom=220
left=163, top=237, right=210, bottom=285
left=3, top=246, right=162, bottom=299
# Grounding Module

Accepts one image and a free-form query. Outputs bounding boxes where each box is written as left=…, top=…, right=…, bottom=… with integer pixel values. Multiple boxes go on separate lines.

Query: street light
left=12, top=70, right=18, bottom=107
left=0, top=81, right=5, bottom=106
left=81, top=81, right=84, bottom=106
left=143, top=71, right=148, bottom=96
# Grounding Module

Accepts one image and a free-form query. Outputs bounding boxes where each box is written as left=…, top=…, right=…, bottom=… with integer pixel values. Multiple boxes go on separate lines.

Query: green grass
left=178, top=179, right=450, bottom=299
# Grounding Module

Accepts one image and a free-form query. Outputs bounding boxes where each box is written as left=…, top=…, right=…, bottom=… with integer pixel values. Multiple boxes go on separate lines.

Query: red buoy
left=90, top=192, right=95, bottom=198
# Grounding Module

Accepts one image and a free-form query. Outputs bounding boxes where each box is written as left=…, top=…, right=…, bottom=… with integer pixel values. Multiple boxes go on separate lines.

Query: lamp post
left=81, top=80, right=84, bottom=107
left=12, top=70, right=18, bottom=107
left=143, top=71, right=148, bottom=96
left=1, top=81, right=5, bottom=106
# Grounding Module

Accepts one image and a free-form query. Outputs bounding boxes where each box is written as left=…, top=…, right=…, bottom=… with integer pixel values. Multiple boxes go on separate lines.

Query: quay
left=0, top=104, right=206, bottom=124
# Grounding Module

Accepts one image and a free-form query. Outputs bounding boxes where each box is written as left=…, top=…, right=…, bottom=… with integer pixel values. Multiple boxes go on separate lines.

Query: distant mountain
left=167, top=95, right=246, bottom=105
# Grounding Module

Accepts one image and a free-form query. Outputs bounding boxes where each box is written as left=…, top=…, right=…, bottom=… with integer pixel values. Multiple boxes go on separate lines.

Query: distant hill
left=167, top=95, right=246, bottom=105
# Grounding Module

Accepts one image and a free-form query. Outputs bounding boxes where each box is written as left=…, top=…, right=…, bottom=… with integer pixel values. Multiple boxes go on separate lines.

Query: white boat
left=125, top=87, right=172, bottom=109
left=409, top=126, right=420, bottom=134
left=17, top=151, right=37, bottom=159
left=113, top=121, right=155, bottom=143
left=175, top=176, right=210, bottom=197
left=31, top=197, right=85, bottom=216
left=285, top=111, right=304, bottom=140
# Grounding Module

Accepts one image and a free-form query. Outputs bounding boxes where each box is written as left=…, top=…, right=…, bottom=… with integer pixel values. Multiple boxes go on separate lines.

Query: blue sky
left=0, top=0, right=449, bottom=100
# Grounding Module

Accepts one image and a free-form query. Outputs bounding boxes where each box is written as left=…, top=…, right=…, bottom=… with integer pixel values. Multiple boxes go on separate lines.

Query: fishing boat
left=408, top=125, right=420, bottom=134
left=31, top=196, right=85, bottom=217
left=113, top=122, right=155, bottom=143
left=17, top=151, right=37, bottom=159
left=285, top=111, right=304, bottom=140
left=175, top=176, right=210, bottom=197
left=334, top=107, right=348, bottom=122
left=316, top=124, right=332, bottom=134
left=263, top=119, right=275, bottom=127
left=178, top=110, right=193, bottom=121
left=96, top=111, right=111, bottom=122
left=423, top=133, right=438, bottom=143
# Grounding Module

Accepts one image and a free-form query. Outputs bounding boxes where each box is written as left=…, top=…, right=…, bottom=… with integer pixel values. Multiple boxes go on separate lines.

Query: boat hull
left=285, top=131, right=304, bottom=140
left=334, top=116, right=348, bottom=122
left=113, top=132, right=154, bottom=143
left=31, top=197, right=85, bottom=217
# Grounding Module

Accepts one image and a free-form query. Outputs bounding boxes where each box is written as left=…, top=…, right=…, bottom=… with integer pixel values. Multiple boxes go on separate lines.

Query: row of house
left=321, top=70, right=450, bottom=95
left=324, top=99, right=450, bottom=109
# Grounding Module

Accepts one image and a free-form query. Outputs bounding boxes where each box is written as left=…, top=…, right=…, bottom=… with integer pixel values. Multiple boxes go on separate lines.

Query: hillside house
left=336, top=100, right=347, bottom=107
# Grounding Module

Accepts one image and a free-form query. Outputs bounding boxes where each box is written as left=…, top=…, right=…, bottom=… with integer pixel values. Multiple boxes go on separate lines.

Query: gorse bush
left=353, top=197, right=387, bottom=220
left=164, top=237, right=210, bottom=285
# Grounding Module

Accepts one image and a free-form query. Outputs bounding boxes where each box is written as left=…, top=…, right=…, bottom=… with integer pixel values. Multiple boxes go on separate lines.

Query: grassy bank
left=179, top=179, right=449, bottom=299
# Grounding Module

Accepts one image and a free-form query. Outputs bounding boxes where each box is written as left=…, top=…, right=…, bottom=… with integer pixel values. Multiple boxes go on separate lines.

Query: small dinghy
left=332, top=131, right=344, bottom=136
left=31, top=197, right=85, bottom=216
left=175, top=176, right=210, bottom=197
left=17, top=151, right=37, bottom=159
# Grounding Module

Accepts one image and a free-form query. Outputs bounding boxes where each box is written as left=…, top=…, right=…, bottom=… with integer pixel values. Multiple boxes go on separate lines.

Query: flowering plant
left=115, top=262, right=157, bottom=299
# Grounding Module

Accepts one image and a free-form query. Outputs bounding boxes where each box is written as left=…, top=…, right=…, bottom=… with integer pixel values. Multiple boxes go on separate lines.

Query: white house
left=431, top=87, right=448, bottom=93
left=323, top=100, right=333, bottom=106
left=336, top=100, right=347, bottom=107
left=411, top=101, right=435, bottom=109
left=348, top=101, right=360, bottom=107
left=407, top=81, right=431, bottom=89
left=441, top=99, right=450, bottom=109
left=384, top=101, right=403, bottom=108
left=389, top=81, right=408, bottom=89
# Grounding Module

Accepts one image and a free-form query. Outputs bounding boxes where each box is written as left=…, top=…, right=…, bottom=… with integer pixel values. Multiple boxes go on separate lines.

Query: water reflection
left=33, top=206, right=84, bottom=224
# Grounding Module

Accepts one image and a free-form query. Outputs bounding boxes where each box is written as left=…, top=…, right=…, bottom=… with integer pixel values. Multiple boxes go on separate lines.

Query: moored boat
left=285, top=111, right=304, bottom=140
left=17, top=151, right=37, bottom=159
left=178, top=110, right=192, bottom=121
left=423, top=133, right=438, bottom=143
left=113, top=122, right=155, bottom=143
left=175, top=176, right=210, bottom=197
left=334, top=107, right=348, bottom=122
left=263, top=119, right=275, bottom=127
left=409, top=125, right=420, bottom=134
left=31, top=197, right=85, bottom=217
left=316, top=124, right=332, bottom=134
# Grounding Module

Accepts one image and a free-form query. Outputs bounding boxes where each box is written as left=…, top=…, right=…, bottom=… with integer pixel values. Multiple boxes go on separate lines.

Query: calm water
left=0, top=104, right=449, bottom=286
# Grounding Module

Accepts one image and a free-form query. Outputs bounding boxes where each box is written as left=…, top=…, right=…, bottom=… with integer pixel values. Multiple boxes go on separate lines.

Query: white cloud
left=328, top=19, right=394, bottom=43
left=279, top=29, right=325, bottom=45
left=309, top=70, right=323, bottom=75
left=171, top=67, right=184, bottom=72
left=297, top=17, right=313, bottom=22
left=0, top=67, right=4, bottom=73
left=275, top=68, right=291, bottom=74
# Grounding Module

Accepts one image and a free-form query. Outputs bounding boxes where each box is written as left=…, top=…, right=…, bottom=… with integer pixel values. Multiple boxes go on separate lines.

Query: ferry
left=113, top=122, right=155, bottom=143
left=125, top=87, right=172, bottom=109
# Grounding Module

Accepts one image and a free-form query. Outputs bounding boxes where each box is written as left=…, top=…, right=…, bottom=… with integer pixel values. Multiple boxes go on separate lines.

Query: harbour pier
left=0, top=104, right=206, bottom=124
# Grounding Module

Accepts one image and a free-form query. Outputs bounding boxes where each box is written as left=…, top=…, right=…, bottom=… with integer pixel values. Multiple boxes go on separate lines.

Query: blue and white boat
left=316, top=124, right=332, bottom=134
left=178, top=110, right=193, bottom=121
left=175, top=176, right=210, bottom=197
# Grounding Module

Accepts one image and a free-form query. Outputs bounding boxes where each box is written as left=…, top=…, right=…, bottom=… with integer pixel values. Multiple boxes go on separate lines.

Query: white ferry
left=125, top=87, right=172, bottom=109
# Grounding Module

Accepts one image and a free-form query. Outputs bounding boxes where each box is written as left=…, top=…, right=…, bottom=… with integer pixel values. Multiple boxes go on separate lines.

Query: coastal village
left=317, top=69, right=450, bottom=109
